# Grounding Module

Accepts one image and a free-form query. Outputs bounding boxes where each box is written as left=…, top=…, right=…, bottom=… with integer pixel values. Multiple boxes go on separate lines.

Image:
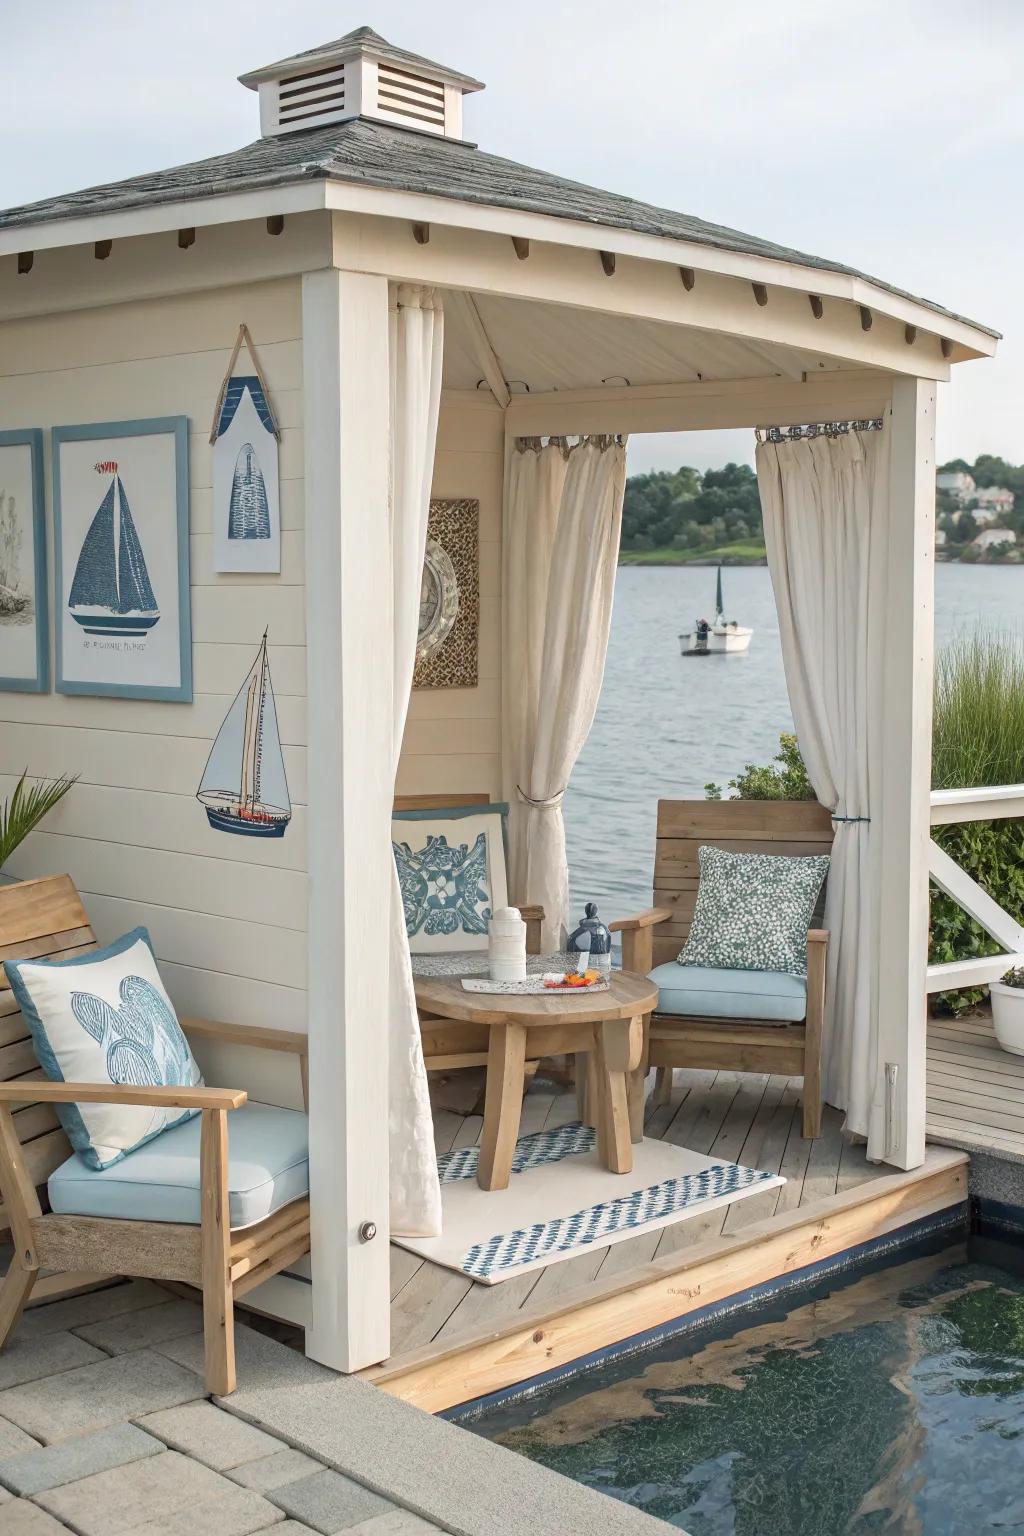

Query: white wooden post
left=302, top=268, right=392, bottom=1370
left=873, top=376, right=936, bottom=1170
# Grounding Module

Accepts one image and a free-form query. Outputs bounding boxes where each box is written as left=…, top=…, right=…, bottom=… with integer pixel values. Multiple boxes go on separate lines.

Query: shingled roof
left=0, top=116, right=996, bottom=336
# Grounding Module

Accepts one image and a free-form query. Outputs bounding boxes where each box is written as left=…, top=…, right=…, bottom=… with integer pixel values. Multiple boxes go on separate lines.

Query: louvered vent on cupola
left=239, top=25, right=484, bottom=140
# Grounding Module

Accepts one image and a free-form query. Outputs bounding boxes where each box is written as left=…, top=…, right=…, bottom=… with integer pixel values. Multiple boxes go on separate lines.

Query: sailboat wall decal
left=197, top=630, right=292, bottom=838
left=68, top=462, right=160, bottom=637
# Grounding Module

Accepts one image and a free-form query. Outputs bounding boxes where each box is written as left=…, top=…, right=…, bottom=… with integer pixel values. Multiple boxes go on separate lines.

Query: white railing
left=926, top=785, right=1024, bottom=992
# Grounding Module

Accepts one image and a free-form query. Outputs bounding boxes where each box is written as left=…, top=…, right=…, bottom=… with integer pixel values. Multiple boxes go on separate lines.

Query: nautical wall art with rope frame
left=210, top=324, right=281, bottom=574
left=52, top=417, right=191, bottom=701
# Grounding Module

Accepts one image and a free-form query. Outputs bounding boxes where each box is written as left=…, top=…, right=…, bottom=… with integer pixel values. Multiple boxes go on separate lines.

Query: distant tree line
left=621, top=452, right=1024, bottom=561
left=621, top=462, right=761, bottom=553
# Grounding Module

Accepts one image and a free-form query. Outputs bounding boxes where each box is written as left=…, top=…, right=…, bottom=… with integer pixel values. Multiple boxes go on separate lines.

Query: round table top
left=413, top=967, right=659, bottom=1027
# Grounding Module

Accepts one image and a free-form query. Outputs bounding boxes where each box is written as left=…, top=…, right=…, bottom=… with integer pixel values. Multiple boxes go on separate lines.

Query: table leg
left=595, top=1018, right=633, bottom=1175
left=627, top=1014, right=649, bottom=1144
left=478, top=1023, right=527, bottom=1191
left=575, top=1050, right=599, bottom=1129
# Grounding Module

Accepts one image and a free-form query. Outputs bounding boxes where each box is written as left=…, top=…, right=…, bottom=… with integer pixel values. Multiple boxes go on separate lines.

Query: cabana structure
left=0, top=26, right=999, bottom=1395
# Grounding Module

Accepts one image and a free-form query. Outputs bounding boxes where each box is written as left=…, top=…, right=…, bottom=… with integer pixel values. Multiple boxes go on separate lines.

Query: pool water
left=468, top=1237, right=1024, bottom=1534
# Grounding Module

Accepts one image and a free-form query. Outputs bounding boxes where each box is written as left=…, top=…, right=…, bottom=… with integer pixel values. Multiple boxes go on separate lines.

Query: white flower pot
left=989, top=981, right=1024, bottom=1056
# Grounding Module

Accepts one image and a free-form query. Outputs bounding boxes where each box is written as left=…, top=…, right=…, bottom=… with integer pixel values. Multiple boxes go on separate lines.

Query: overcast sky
left=5, top=0, right=1021, bottom=476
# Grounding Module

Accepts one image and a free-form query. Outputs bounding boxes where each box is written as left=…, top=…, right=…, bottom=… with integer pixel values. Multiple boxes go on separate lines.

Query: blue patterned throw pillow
left=392, top=803, right=509, bottom=953
left=679, top=845, right=829, bottom=979
left=4, top=927, right=203, bottom=1170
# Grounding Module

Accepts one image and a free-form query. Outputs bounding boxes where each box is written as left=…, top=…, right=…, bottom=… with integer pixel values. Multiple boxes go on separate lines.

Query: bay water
left=564, top=564, right=1024, bottom=921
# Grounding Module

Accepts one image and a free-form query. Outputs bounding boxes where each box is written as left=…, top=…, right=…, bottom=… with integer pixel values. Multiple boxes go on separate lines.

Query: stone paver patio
left=0, top=1278, right=444, bottom=1535
left=0, top=1270, right=676, bottom=1536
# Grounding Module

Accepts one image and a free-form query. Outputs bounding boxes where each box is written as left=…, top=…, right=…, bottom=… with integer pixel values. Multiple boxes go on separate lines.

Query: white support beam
left=926, top=955, right=1024, bottom=993
left=928, top=838, right=1024, bottom=954
left=930, top=784, right=1024, bottom=824
left=446, top=288, right=511, bottom=407
left=505, top=371, right=892, bottom=438
left=302, top=268, right=392, bottom=1372
left=873, top=376, right=936, bottom=1170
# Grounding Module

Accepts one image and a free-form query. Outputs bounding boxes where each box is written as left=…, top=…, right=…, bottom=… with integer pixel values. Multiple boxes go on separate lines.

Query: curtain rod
left=514, top=434, right=625, bottom=453
left=754, top=417, right=884, bottom=444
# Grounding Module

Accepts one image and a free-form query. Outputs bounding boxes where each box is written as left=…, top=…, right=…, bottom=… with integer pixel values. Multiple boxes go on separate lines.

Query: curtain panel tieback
left=830, top=813, right=871, bottom=824
left=516, top=784, right=566, bottom=810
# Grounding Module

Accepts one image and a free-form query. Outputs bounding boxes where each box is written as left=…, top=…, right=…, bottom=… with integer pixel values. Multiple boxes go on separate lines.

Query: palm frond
left=0, top=769, right=78, bottom=870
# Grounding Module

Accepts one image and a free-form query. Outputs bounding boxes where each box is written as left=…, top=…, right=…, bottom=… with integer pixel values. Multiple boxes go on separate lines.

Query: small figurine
left=566, top=902, right=612, bottom=974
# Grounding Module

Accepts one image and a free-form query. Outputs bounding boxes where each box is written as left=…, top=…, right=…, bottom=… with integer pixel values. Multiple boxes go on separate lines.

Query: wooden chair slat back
left=651, top=799, right=835, bottom=968
left=0, top=875, right=96, bottom=1228
left=393, top=793, right=491, bottom=812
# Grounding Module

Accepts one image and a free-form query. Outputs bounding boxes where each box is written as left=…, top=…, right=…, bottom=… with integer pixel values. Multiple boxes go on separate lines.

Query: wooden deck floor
left=387, top=1065, right=885, bottom=1364
left=927, top=1011, right=1024, bottom=1156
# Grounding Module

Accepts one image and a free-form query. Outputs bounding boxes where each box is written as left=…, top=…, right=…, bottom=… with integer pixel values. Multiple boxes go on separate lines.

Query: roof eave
left=0, top=174, right=999, bottom=358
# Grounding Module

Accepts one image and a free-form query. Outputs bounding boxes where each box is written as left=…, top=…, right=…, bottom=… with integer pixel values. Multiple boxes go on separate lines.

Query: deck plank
left=927, top=1013, right=1024, bottom=1155
left=656, top=1073, right=770, bottom=1258
left=721, top=1078, right=799, bottom=1233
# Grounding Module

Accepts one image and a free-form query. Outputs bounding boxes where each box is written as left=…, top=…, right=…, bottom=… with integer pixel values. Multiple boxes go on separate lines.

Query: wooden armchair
left=612, top=799, right=833, bottom=1139
left=0, top=875, right=309, bottom=1396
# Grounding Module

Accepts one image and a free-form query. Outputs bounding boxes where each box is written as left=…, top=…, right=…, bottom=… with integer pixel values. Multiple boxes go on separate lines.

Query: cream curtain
left=503, top=436, right=628, bottom=950
left=756, top=425, right=889, bottom=1158
left=387, top=286, right=444, bottom=1237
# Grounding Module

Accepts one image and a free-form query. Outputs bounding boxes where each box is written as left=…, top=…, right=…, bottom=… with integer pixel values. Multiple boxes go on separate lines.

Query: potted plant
left=0, top=769, right=77, bottom=875
left=990, top=966, right=1024, bottom=1057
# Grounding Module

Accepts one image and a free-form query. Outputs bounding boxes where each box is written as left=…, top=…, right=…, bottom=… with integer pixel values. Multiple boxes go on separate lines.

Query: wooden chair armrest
left=609, top=907, right=673, bottom=933
left=807, top=929, right=829, bottom=947
left=0, top=1081, right=247, bottom=1111
left=179, top=1017, right=307, bottom=1054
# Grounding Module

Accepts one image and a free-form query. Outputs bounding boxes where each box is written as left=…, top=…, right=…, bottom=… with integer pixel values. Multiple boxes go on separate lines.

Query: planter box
left=989, top=980, right=1024, bottom=1056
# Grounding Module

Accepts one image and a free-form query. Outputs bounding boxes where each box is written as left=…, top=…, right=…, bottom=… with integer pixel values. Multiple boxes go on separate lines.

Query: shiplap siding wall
left=0, top=277, right=307, bottom=1106
left=398, top=394, right=503, bottom=799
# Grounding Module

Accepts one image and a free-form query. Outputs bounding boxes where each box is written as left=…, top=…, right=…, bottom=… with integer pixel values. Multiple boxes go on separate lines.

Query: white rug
left=393, top=1122, right=784, bottom=1284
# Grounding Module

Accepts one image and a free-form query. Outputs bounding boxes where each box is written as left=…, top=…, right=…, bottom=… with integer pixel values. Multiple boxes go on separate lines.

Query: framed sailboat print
left=0, top=428, right=49, bottom=693
left=52, top=417, right=191, bottom=701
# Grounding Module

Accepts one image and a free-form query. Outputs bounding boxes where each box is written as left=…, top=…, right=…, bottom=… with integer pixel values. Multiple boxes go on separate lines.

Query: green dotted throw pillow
left=679, top=845, right=829, bottom=978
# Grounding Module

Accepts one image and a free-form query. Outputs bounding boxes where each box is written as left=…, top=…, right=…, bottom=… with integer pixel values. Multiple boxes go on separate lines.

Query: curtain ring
left=516, top=784, right=566, bottom=809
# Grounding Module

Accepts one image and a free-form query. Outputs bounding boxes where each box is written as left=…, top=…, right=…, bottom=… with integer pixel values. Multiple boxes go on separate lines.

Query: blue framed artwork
left=0, top=428, right=49, bottom=692
left=52, top=417, right=192, bottom=701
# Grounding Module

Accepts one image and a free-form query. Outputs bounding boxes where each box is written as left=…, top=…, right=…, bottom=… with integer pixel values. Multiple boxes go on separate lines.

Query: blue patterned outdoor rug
left=437, top=1121, right=596, bottom=1185
left=394, top=1121, right=785, bottom=1284
left=463, top=1162, right=773, bottom=1280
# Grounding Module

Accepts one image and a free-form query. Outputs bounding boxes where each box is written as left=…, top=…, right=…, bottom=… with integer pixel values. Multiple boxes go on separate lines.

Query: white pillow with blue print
left=4, top=927, right=203, bottom=1171
left=393, top=803, right=509, bottom=954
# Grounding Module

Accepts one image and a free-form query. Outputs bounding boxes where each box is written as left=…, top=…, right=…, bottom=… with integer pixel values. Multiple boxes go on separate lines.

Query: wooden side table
left=413, top=970, right=659, bottom=1191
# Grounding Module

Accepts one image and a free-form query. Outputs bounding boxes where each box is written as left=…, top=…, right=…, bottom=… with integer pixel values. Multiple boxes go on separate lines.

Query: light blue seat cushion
left=48, top=1103, right=308, bottom=1230
left=649, top=962, right=807, bottom=1024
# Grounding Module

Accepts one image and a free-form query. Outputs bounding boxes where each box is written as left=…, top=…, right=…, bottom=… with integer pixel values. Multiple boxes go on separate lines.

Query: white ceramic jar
left=489, top=906, right=527, bottom=982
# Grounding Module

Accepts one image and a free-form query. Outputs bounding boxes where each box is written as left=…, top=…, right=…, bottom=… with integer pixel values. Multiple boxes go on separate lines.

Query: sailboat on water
left=68, top=462, right=160, bottom=637
left=197, top=630, right=292, bottom=838
left=679, top=566, right=753, bottom=656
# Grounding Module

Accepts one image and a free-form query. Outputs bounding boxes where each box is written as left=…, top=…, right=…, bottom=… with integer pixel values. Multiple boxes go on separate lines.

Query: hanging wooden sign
left=210, top=324, right=281, bottom=574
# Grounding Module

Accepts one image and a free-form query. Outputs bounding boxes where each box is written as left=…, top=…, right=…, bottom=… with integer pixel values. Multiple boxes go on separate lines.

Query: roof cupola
left=238, top=25, right=483, bottom=140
